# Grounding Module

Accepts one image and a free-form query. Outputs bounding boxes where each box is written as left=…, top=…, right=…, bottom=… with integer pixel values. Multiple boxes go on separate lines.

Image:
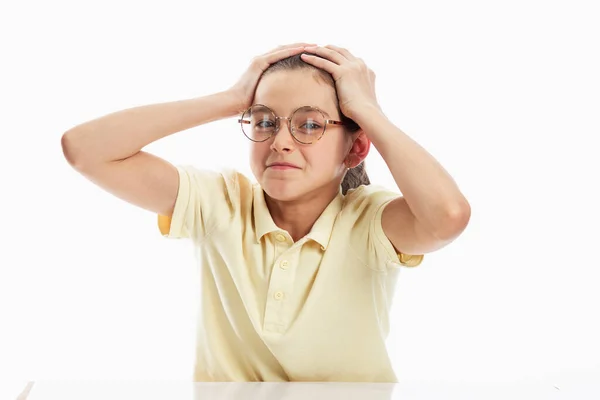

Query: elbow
left=61, top=129, right=95, bottom=170
left=61, top=130, right=82, bottom=168
left=434, top=200, right=471, bottom=241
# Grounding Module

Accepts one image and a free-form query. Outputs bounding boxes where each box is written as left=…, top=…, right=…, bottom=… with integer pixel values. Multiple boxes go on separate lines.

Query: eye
left=301, top=121, right=321, bottom=130
left=256, top=120, right=275, bottom=128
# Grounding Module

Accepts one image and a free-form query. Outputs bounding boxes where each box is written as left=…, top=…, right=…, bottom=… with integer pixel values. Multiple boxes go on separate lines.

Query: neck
left=265, top=185, right=340, bottom=242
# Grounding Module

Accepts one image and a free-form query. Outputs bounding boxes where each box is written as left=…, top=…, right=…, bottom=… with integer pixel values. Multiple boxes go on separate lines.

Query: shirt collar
left=253, top=185, right=344, bottom=250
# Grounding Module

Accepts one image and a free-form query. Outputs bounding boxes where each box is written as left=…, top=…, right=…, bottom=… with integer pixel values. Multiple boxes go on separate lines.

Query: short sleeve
left=157, top=165, right=241, bottom=241
left=346, top=185, right=424, bottom=270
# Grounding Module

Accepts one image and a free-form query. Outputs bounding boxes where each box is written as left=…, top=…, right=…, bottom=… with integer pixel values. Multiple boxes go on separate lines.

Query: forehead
left=254, top=70, right=338, bottom=116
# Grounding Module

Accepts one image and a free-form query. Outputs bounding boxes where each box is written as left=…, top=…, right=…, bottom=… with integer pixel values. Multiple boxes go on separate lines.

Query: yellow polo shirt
left=158, top=165, right=423, bottom=382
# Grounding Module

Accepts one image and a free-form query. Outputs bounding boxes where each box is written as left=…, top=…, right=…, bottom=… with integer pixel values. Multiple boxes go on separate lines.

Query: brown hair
left=261, top=53, right=370, bottom=195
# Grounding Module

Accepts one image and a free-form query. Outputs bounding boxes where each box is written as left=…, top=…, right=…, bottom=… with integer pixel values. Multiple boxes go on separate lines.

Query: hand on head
left=228, top=43, right=318, bottom=114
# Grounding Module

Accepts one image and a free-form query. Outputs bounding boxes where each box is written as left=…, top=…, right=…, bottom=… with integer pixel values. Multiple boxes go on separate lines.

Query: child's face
left=249, top=69, right=351, bottom=202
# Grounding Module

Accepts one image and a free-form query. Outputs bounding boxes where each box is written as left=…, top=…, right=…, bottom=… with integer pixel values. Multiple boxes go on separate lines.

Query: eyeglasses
left=238, top=104, right=344, bottom=144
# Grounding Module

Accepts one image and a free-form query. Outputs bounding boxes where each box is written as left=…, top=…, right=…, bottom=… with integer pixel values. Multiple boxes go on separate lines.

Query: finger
left=303, top=45, right=347, bottom=65
left=300, top=53, right=340, bottom=79
left=268, top=42, right=317, bottom=54
left=324, top=44, right=356, bottom=60
left=261, top=46, right=306, bottom=68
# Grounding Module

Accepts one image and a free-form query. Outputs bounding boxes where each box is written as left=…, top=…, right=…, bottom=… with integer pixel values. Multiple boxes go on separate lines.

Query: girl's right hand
left=228, top=43, right=316, bottom=113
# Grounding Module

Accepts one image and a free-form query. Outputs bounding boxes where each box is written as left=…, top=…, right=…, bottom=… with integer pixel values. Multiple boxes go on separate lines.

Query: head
left=246, top=53, right=371, bottom=203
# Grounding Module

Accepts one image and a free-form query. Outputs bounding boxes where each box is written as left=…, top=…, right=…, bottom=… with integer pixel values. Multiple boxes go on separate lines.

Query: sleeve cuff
left=374, top=198, right=424, bottom=268
left=157, top=165, right=191, bottom=239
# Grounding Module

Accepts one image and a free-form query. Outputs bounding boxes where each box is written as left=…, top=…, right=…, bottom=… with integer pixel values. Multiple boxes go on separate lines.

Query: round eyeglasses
left=238, top=104, right=344, bottom=144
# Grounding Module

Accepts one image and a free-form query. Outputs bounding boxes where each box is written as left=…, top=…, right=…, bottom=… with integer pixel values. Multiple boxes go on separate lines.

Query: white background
left=1, top=0, right=599, bottom=396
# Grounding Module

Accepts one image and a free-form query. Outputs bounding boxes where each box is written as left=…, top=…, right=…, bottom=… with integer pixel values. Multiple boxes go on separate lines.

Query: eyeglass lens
left=241, top=105, right=325, bottom=144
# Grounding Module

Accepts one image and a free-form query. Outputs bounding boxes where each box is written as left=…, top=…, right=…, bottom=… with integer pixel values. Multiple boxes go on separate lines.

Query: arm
left=300, top=45, right=470, bottom=256
left=356, top=106, right=471, bottom=255
left=61, top=44, right=310, bottom=218
left=61, top=91, right=241, bottom=217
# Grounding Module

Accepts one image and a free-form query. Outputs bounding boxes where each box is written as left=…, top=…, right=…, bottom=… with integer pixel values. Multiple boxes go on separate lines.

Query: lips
left=267, top=162, right=300, bottom=169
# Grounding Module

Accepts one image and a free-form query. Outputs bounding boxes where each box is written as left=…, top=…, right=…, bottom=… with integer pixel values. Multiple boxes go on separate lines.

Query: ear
left=345, top=130, right=371, bottom=168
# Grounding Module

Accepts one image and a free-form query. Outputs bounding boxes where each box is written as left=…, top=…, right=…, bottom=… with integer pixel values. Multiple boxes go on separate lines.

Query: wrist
left=214, top=90, right=247, bottom=118
left=350, top=102, right=385, bottom=126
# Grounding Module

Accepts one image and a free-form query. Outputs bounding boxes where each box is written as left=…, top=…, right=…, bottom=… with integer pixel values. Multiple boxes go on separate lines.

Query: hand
left=228, top=43, right=317, bottom=113
left=300, top=45, right=381, bottom=121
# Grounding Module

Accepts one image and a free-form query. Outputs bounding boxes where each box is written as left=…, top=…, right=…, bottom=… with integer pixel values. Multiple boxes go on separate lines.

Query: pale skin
left=261, top=45, right=471, bottom=255
left=61, top=42, right=470, bottom=257
left=249, top=69, right=352, bottom=242
left=60, top=43, right=315, bottom=220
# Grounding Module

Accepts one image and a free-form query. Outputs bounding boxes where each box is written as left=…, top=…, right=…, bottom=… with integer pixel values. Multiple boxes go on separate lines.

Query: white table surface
left=18, top=374, right=600, bottom=400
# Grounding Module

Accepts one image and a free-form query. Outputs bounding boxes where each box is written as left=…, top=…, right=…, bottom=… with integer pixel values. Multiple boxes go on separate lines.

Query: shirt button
left=280, top=260, right=289, bottom=269
left=275, top=234, right=286, bottom=242
left=274, top=291, right=284, bottom=300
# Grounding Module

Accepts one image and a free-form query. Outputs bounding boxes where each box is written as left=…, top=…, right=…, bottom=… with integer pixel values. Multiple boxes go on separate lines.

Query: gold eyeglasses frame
left=238, top=104, right=345, bottom=144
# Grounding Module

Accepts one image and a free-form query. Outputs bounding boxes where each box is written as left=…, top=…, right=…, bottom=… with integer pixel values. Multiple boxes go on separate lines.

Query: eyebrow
left=318, top=108, right=332, bottom=118
left=253, top=103, right=333, bottom=119
left=305, top=105, right=332, bottom=119
left=261, top=104, right=333, bottom=119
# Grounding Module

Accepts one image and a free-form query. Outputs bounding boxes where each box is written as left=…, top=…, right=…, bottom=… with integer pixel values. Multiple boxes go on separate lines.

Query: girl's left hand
left=301, top=45, right=381, bottom=121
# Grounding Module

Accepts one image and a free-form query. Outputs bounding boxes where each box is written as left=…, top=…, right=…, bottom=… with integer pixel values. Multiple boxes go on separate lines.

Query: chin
left=255, top=166, right=304, bottom=200
left=261, top=179, right=307, bottom=202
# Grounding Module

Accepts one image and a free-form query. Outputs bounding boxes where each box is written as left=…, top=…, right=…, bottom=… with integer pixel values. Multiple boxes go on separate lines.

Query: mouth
left=267, top=162, right=301, bottom=170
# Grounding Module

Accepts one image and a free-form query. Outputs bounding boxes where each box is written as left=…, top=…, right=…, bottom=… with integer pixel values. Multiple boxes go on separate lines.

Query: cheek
left=306, top=145, right=343, bottom=171
left=319, top=137, right=347, bottom=163
left=249, top=144, right=268, bottom=170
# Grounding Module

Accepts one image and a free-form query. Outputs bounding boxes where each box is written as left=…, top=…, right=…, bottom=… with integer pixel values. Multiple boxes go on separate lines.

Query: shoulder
left=158, top=165, right=256, bottom=238
left=339, top=184, right=424, bottom=269
left=176, top=164, right=251, bottom=183
left=342, top=183, right=400, bottom=214
left=175, top=165, right=255, bottom=195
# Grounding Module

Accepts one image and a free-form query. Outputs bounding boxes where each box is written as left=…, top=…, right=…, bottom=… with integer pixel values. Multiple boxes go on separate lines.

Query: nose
left=270, top=119, right=296, bottom=153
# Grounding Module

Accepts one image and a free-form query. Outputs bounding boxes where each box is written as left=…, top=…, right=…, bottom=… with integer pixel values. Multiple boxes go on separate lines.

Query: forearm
left=356, top=106, right=470, bottom=236
left=62, top=90, right=240, bottom=166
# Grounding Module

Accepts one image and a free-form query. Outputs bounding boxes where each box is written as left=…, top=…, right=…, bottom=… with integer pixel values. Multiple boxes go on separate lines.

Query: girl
left=62, top=43, right=471, bottom=382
